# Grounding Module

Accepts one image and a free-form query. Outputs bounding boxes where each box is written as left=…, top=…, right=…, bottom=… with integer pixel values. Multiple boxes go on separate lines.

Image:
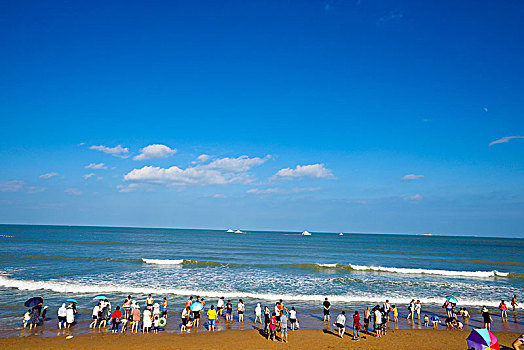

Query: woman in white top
left=143, top=308, right=152, bottom=333
left=66, top=306, right=75, bottom=328
left=57, top=304, right=67, bottom=329
left=289, top=307, right=297, bottom=330
left=254, top=303, right=262, bottom=326
left=237, top=299, right=245, bottom=322
left=89, top=303, right=100, bottom=328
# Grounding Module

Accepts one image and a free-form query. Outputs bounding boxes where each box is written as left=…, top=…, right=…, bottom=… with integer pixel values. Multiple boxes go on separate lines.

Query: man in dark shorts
left=323, top=297, right=331, bottom=322
left=226, top=300, right=233, bottom=321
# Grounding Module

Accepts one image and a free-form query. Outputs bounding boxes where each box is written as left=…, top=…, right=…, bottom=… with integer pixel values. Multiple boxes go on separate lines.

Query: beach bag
left=295, top=320, right=300, bottom=329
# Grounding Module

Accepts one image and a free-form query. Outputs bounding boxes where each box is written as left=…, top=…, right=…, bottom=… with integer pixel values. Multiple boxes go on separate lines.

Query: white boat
left=226, top=229, right=235, bottom=233
left=339, top=233, right=344, bottom=236
left=234, top=230, right=245, bottom=234
left=301, top=230, right=311, bottom=236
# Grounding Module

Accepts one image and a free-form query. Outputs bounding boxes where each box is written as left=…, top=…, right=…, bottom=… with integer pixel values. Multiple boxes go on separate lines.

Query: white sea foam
left=141, top=258, right=184, bottom=265
left=0, top=275, right=512, bottom=308
left=316, top=263, right=338, bottom=267
left=348, top=264, right=509, bottom=278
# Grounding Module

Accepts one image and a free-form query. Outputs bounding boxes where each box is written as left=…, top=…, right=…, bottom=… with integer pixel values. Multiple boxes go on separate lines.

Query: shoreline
left=2, top=305, right=521, bottom=338
left=0, top=328, right=522, bottom=350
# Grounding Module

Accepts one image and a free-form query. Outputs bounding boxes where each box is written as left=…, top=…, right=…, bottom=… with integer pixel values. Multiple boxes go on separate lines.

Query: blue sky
left=0, top=0, right=523, bottom=236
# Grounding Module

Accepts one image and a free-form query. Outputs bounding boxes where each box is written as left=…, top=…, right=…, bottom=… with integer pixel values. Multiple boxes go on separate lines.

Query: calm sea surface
left=0, top=224, right=523, bottom=335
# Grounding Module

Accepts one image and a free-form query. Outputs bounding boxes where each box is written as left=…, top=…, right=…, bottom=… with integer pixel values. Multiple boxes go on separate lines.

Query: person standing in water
left=482, top=307, right=493, bottom=331
left=57, top=304, right=67, bottom=329
left=500, top=300, right=508, bottom=322
left=512, top=295, right=518, bottom=312
left=225, top=300, right=233, bottom=321
left=207, top=305, right=217, bottom=332
left=162, top=297, right=168, bottom=319
left=217, top=297, right=225, bottom=319
left=323, top=298, right=331, bottom=322
left=237, top=299, right=245, bottom=323
left=254, top=303, right=262, bottom=326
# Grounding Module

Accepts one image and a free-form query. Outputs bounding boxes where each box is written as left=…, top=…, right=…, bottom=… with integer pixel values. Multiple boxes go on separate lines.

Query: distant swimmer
left=512, top=295, right=518, bottom=312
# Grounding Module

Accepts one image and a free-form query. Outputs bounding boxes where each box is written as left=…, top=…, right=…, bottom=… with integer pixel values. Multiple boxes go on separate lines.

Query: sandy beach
left=1, top=329, right=521, bottom=350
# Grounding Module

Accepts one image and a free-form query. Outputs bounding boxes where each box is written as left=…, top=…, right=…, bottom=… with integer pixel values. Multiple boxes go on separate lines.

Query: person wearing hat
left=481, top=306, right=492, bottom=331
left=131, top=303, right=141, bottom=333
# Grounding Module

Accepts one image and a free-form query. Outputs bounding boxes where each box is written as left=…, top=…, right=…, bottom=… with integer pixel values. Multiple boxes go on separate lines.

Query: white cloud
left=206, top=155, right=270, bottom=172
left=272, top=164, right=335, bottom=180
left=65, top=188, right=82, bottom=196
left=489, top=136, right=524, bottom=147
left=402, top=194, right=423, bottom=201
left=0, top=180, right=45, bottom=194
left=85, top=163, right=107, bottom=170
left=192, top=154, right=210, bottom=164
left=402, top=174, right=424, bottom=181
left=39, top=172, right=59, bottom=179
left=134, top=144, right=177, bottom=161
left=0, top=180, right=25, bottom=192
left=123, top=155, right=269, bottom=187
left=26, top=186, right=46, bottom=194
left=83, top=173, right=95, bottom=180
left=84, top=163, right=107, bottom=170
left=247, top=187, right=321, bottom=195
left=117, top=184, right=139, bottom=193
left=211, top=194, right=228, bottom=198
left=90, top=144, right=129, bottom=158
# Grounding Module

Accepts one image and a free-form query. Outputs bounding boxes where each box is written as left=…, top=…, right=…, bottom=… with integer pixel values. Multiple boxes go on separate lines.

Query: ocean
left=0, top=224, right=522, bottom=335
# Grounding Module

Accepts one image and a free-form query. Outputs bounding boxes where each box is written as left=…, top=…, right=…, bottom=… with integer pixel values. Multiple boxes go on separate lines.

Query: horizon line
left=0, top=222, right=522, bottom=240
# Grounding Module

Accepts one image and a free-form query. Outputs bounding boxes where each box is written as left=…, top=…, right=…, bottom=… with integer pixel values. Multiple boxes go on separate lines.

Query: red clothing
left=499, top=303, right=508, bottom=311
left=111, top=310, right=121, bottom=319
left=353, top=314, right=361, bottom=327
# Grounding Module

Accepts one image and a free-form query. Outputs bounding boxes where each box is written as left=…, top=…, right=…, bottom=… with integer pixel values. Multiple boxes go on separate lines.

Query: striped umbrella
left=466, top=328, right=499, bottom=350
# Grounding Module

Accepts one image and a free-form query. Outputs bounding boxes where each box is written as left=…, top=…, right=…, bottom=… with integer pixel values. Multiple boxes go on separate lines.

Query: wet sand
left=1, top=328, right=522, bottom=350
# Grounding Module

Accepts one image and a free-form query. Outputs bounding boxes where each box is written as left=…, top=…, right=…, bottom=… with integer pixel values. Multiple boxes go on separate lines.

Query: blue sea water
left=0, top=224, right=523, bottom=334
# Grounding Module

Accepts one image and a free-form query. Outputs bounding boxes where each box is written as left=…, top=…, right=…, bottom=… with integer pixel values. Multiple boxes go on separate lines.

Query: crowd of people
left=20, top=293, right=521, bottom=345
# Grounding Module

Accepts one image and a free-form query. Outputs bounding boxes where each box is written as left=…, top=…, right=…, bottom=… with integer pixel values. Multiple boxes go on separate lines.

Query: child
left=431, top=314, right=439, bottom=329
left=23, top=310, right=31, bottom=328
left=423, top=314, right=429, bottom=328
left=153, top=314, right=160, bottom=333
left=268, top=313, right=278, bottom=341
left=391, top=305, right=398, bottom=323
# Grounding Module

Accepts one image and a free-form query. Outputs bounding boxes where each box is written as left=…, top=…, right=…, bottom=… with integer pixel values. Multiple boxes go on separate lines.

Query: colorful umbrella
left=24, top=297, right=43, bottom=308
left=466, top=328, right=499, bottom=350
left=93, top=295, right=108, bottom=300
left=190, top=302, right=203, bottom=312
left=66, top=298, right=78, bottom=304
left=446, top=295, right=458, bottom=303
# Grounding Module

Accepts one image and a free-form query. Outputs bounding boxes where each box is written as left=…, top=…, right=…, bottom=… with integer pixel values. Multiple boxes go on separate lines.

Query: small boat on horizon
left=301, top=230, right=311, bottom=236
left=339, top=233, right=344, bottom=236
left=226, top=229, right=235, bottom=233
left=234, top=230, right=245, bottom=234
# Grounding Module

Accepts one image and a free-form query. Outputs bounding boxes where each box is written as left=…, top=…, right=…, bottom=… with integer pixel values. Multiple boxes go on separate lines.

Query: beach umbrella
left=24, top=297, right=43, bottom=308
left=446, top=295, right=458, bottom=303
left=93, top=295, right=108, bottom=301
left=190, top=302, right=203, bottom=312
left=466, top=328, right=499, bottom=350
left=66, top=298, right=78, bottom=304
